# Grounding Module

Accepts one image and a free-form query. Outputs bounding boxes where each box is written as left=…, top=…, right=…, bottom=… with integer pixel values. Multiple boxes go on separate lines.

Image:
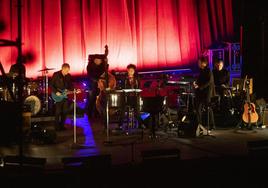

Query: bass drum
left=24, top=95, right=41, bottom=115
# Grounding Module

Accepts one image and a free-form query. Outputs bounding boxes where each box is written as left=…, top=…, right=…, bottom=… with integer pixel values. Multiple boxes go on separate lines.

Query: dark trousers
left=195, top=98, right=215, bottom=129
left=55, top=99, right=69, bottom=129
left=87, top=84, right=99, bottom=118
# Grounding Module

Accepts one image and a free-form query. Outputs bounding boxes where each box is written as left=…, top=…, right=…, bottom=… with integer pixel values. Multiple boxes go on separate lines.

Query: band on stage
left=1, top=52, right=246, bottom=135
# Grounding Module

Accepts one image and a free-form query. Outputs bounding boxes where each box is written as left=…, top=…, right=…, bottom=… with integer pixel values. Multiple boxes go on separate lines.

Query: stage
left=0, top=112, right=268, bottom=187
left=1, top=113, right=267, bottom=167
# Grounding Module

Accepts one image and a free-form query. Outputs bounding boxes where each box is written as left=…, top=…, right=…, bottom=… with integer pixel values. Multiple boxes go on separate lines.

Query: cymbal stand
left=45, top=69, right=49, bottom=112
left=41, top=68, right=49, bottom=113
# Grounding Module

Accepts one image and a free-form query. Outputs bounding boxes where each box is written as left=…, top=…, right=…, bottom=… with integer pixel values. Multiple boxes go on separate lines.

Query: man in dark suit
left=86, top=54, right=106, bottom=118
left=50, top=63, right=73, bottom=131
left=213, top=59, right=230, bottom=97
left=193, top=57, right=216, bottom=135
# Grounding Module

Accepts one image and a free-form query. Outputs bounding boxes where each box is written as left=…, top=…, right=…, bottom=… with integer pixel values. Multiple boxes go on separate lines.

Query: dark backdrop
left=234, top=0, right=268, bottom=99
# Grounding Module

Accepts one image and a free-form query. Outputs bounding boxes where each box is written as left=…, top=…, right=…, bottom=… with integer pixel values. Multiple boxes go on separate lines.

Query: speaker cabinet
left=263, top=109, right=268, bottom=126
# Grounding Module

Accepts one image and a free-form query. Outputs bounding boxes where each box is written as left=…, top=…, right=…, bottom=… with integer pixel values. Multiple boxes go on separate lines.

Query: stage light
left=181, top=115, right=186, bottom=122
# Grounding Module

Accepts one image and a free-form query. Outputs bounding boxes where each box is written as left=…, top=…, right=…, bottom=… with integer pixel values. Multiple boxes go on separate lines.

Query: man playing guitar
left=50, top=63, right=73, bottom=131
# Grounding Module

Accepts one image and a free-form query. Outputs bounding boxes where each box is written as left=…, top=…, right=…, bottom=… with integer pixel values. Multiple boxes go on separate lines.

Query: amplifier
left=263, top=109, right=268, bottom=126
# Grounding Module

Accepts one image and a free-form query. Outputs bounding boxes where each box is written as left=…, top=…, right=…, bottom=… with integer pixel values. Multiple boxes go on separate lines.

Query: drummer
left=212, top=59, right=230, bottom=97
left=7, top=57, right=28, bottom=100
left=118, top=64, right=142, bottom=129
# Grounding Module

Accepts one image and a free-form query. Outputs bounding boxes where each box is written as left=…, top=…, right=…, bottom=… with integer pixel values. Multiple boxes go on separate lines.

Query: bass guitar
left=51, top=89, right=81, bottom=102
left=242, top=76, right=258, bottom=126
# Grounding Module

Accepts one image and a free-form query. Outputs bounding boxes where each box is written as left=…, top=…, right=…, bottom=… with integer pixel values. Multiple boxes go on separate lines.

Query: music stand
left=142, top=96, right=165, bottom=139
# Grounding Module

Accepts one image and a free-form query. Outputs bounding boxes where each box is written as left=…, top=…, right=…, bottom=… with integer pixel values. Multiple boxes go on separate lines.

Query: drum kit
left=0, top=67, right=55, bottom=116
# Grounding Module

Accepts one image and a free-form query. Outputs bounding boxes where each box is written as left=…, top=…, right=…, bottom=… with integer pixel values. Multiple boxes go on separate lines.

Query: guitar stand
left=71, top=89, right=95, bottom=149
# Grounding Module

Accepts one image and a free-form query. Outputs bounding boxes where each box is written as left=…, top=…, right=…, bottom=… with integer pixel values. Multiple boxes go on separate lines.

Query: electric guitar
left=51, top=89, right=81, bottom=102
left=242, top=76, right=258, bottom=126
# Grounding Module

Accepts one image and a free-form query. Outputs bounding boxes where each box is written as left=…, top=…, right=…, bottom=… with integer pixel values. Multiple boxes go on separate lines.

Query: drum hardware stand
left=40, top=68, right=49, bottom=114
left=71, top=89, right=95, bottom=149
left=126, top=106, right=135, bottom=135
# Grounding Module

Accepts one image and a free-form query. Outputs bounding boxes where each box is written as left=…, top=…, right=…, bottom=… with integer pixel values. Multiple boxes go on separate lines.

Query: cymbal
left=38, top=68, right=55, bottom=72
left=167, top=80, right=190, bottom=85
left=122, top=89, right=142, bottom=93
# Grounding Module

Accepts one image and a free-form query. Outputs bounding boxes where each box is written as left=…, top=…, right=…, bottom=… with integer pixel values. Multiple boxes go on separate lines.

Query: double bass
left=242, top=76, right=258, bottom=126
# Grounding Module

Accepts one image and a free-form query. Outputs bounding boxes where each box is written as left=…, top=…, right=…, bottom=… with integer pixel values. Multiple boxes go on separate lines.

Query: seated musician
left=7, top=57, right=28, bottom=100
left=212, top=59, right=232, bottom=112
left=212, top=59, right=230, bottom=97
left=95, top=71, right=116, bottom=129
left=118, top=64, right=142, bottom=130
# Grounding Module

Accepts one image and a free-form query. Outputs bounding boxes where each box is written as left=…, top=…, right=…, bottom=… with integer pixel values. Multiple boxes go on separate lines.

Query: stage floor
left=0, top=112, right=267, bottom=170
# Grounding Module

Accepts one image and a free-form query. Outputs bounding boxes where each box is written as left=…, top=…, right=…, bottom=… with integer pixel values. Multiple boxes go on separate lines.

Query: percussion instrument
left=24, top=95, right=41, bottom=115
left=38, top=67, right=55, bottom=72
left=122, top=89, right=142, bottom=93
left=26, top=81, right=39, bottom=95
left=107, top=90, right=124, bottom=108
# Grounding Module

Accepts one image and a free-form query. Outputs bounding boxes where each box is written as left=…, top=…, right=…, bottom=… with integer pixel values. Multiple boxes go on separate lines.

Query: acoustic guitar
left=242, top=76, right=258, bottom=125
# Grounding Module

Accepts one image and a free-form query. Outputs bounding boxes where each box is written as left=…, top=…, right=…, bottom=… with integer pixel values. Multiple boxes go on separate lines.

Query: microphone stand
left=71, top=88, right=95, bottom=149
left=103, top=45, right=112, bottom=145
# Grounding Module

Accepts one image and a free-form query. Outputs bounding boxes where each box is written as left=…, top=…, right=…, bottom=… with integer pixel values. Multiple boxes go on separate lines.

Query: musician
left=86, top=54, right=106, bottom=118
left=118, top=64, right=141, bottom=129
left=6, top=57, right=28, bottom=100
left=50, top=63, right=73, bottom=131
left=193, top=57, right=216, bottom=134
left=9, top=61, right=26, bottom=78
left=95, top=72, right=116, bottom=129
left=213, top=59, right=230, bottom=97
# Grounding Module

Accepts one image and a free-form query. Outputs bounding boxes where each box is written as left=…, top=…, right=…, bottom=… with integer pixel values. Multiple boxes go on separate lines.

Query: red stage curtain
left=0, top=0, right=234, bottom=77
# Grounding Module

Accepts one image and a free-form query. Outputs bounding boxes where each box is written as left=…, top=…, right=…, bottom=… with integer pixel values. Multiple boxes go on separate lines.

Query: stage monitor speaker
left=232, top=78, right=253, bottom=94
left=262, top=109, right=268, bottom=126
left=177, top=111, right=198, bottom=138
left=62, top=154, right=111, bottom=170
left=141, top=148, right=180, bottom=164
